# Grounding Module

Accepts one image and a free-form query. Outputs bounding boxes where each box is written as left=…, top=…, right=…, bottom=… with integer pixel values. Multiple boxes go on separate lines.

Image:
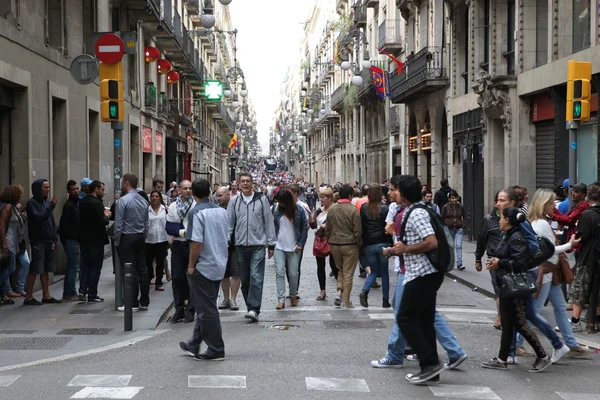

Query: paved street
left=1, top=235, right=599, bottom=399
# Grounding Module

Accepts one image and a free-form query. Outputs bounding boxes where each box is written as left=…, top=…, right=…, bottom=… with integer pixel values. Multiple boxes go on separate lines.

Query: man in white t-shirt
left=287, top=183, right=313, bottom=295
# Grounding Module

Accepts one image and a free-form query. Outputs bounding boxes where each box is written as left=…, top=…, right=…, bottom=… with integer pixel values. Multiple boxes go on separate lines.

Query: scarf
left=176, top=196, right=193, bottom=221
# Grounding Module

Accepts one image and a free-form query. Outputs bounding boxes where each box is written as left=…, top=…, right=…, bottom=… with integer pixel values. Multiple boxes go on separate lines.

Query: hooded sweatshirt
left=434, top=186, right=452, bottom=210
left=227, top=191, right=276, bottom=249
left=26, top=178, right=57, bottom=243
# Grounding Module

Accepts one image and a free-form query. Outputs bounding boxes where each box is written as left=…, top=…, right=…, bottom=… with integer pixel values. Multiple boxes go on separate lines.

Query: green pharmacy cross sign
left=204, top=80, right=224, bottom=100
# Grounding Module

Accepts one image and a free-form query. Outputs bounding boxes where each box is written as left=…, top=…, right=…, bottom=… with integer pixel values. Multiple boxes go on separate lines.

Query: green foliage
left=343, top=84, right=357, bottom=114
left=332, top=13, right=352, bottom=33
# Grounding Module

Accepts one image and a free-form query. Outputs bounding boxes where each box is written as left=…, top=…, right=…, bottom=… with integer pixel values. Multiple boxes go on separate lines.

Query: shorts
left=224, top=247, right=240, bottom=278
left=29, top=241, right=56, bottom=275
left=569, top=264, right=600, bottom=306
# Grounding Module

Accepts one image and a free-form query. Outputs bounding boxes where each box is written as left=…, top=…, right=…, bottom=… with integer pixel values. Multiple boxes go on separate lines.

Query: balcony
left=331, top=84, right=346, bottom=112
left=378, top=20, right=403, bottom=53
left=159, top=92, right=169, bottom=118
left=144, top=82, right=157, bottom=109
left=390, top=46, right=448, bottom=104
left=396, top=0, right=416, bottom=20
left=364, top=0, right=379, bottom=7
left=154, top=5, right=185, bottom=62
left=160, top=0, right=173, bottom=31
left=185, top=0, right=199, bottom=15
left=354, top=5, right=367, bottom=29
left=356, top=67, right=374, bottom=99
left=168, top=99, right=180, bottom=120
left=127, top=0, right=161, bottom=23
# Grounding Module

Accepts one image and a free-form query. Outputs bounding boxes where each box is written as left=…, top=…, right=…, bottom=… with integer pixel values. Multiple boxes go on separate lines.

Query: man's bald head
left=216, top=186, right=231, bottom=207
left=179, top=180, right=192, bottom=200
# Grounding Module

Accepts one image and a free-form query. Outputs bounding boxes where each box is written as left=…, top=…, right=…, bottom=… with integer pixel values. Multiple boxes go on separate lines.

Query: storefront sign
left=155, top=132, right=163, bottom=155
left=531, top=92, right=598, bottom=122
left=142, top=126, right=152, bottom=153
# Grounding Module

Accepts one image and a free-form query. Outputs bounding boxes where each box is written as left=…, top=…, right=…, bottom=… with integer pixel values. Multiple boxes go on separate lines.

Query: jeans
left=171, top=241, right=193, bottom=314
left=80, top=243, right=104, bottom=299
left=397, top=271, right=444, bottom=369
left=535, top=282, right=578, bottom=348
left=514, top=270, right=564, bottom=351
left=449, top=229, right=463, bottom=266
left=237, top=245, right=266, bottom=314
left=13, top=251, right=29, bottom=293
left=275, top=249, right=300, bottom=302
left=117, top=233, right=149, bottom=308
left=186, top=269, right=224, bottom=357
left=363, top=243, right=390, bottom=299
left=63, top=239, right=80, bottom=298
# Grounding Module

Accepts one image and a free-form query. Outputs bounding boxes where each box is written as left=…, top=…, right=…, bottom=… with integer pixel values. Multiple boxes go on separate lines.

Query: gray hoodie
left=227, top=191, right=276, bottom=249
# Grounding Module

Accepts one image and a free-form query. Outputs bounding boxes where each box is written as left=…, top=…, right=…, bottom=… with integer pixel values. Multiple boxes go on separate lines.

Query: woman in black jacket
left=481, top=207, right=551, bottom=373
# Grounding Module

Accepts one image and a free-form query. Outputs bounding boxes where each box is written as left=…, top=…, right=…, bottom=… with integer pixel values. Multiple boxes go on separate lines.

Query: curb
left=445, top=271, right=496, bottom=299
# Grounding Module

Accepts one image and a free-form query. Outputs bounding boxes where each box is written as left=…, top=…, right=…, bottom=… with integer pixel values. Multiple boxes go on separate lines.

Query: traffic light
left=566, top=60, right=592, bottom=122
left=99, top=61, right=124, bottom=122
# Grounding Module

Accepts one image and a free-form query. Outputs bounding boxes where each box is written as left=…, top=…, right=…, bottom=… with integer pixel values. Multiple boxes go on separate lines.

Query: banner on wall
left=142, top=126, right=152, bottom=153
left=155, top=132, right=163, bottom=155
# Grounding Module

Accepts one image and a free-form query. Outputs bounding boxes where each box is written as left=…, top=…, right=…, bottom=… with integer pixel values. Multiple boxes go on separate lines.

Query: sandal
left=1, top=298, right=15, bottom=305
left=316, top=293, right=327, bottom=301
left=493, top=323, right=502, bottom=330
left=276, top=302, right=285, bottom=310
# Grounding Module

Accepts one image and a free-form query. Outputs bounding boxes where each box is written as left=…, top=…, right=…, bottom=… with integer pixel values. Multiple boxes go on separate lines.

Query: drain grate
left=0, top=330, right=38, bottom=335
left=69, top=309, right=104, bottom=315
left=0, top=337, right=72, bottom=350
left=322, top=320, right=386, bottom=329
left=57, top=328, right=113, bottom=335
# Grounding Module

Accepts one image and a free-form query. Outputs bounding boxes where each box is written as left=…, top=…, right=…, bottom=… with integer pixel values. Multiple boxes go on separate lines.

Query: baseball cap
left=561, top=178, right=569, bottom=189
left=81, top=177, right=92, bottom=186
left=570, top=183, right=587, bottom=194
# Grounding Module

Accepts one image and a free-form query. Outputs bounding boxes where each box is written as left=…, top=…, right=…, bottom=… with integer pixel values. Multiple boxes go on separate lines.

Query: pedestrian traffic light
left=99, top=61, right=124, bottom=122
left=566, top=60, right=592, bottom=122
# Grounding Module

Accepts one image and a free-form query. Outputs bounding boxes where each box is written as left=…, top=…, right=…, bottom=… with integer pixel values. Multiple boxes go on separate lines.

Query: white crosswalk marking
left=444, top=314, right=493, bottom=324
left=305, top=377, right=370, bottom=392
left=188, top=375, right=246, bottom=389
left=68, top=375, right=132, bottom=387
left=70, top=387, right=143, bottom=399
left=0, top=375, right=20, bottom=387
left=429, top=384, right=501, bottom=400
left=557, top=392, right=600, bottom=400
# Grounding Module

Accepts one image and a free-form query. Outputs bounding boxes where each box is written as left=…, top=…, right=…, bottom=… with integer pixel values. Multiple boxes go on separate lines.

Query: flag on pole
left=377, top=48, right=404, bottom=74
left=370, top=66, right=390, bottom=98
left=333, top=40, right=341, bottom=63
left=228, top=132, right=238, bottom=149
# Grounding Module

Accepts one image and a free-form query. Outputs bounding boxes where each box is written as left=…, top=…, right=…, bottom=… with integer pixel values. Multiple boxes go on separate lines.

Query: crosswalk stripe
left=188, top=375, right=246, bottom=389
left=68, top=375, right=132, bottom=387
left=305, top=377, right=370, bottom=392
left=70, top=387, right=143, bottom=399
left=557, top=392, right=600, bottom=400
left=429, top=384, right=501, bottom=400
left=0, top=375, right=20, bottom=387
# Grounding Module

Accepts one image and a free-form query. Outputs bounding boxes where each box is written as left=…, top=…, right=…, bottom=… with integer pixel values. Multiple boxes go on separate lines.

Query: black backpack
left=400, top=203, right=454, bottom=272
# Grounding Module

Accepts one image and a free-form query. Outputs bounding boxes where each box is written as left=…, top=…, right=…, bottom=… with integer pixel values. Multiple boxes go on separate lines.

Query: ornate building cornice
left=472, top=71, right=513, bottom=135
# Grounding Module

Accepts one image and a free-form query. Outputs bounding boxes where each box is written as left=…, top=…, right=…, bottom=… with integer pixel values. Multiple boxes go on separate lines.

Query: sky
left=228, top=0, right=315, bottom=154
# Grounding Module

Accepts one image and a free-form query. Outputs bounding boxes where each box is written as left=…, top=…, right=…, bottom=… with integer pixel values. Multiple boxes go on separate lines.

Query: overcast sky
left=228, top=0, right=315, bottom=154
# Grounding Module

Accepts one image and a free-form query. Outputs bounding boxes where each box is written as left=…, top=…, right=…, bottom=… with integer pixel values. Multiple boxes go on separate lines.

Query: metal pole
left=112, top=239, right=122, bottom=309
left=123, top=262, right=135, bottom=332
left=567, top=121, right=579, bottom=189
left=112, top=121, right=124, bottom=309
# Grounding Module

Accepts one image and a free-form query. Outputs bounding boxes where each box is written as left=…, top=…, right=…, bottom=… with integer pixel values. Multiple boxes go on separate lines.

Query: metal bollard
left=124, top=262, right=135, bottom=332
left=112, top=239, right=123, bottom=309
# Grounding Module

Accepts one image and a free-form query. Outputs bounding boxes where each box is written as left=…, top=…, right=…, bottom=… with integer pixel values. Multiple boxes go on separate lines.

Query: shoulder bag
left=499, top=267, right=537, bottom=298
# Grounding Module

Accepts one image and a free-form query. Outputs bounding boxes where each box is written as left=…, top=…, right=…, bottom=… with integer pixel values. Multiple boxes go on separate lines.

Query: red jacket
left=552, top=201, right=590, bottom=251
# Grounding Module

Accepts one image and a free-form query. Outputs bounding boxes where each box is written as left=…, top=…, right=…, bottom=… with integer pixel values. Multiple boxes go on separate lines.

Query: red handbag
left=313, top=235, right=331, bottom=257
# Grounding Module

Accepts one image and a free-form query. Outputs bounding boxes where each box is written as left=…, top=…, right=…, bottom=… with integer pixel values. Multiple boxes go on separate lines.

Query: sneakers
left=551, top=344, right=570, bottom=363
left=528, top=357, right=552, bottom=373
left=218, top=299, right=231, bottom=310
left=117, top=306, right=139, bottom=312
left=515, top=347, right=535, bottom=357
left=382, top=299, right=391, bottom=308
left=371, top=357, right=403, bottom=369
left=481, top=357, right=508, bottom=370
left=244, top=310, right=259, bottom=322
left=359, top=291, right=369, bottom=308
left=229, top=299, right=239, bottom=311
left=568, top=346, right=589, bottom=357
left=371, top=281, right=381, bottom=289
left=23, top=298, right=42, bottom=306
left=88, top=297, right=104, bottom=303
left=342, top=303, right=355, bottom=309
left=179, top=341, right=197, bottom=357
left=571, top=320, right=583, bottom=332
left=507, top=356, right=518, bottom=365
left=78, top=294, right=87, bottom=302
left=444, top=354, right=468, bottom=370
left=138, top=306, right=148, bottom=311
left=334, top=297, right=341, bottom=307
left=457, top=264, right=465, bottom=270
left=194, top=352, right=225, bottom=361
left=406, top=354, right=419, bottom=362
left=405, top=364, right=443, bottom=384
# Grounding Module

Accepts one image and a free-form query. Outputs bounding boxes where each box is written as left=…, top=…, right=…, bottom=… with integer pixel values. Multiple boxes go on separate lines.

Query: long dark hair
left=502, top=207, right=526, bottom=227
left=150, top=190, right=166, bottom=210
left=366, top=183, right=382, bottom=219
left=277, top=189, right=297, bottom=222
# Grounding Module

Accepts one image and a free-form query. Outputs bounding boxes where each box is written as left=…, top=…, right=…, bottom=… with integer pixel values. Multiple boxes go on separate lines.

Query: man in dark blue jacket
left=24, top=179, right=60, bottom=305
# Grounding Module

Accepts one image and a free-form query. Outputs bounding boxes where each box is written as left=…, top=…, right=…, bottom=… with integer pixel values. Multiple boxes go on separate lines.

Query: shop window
left=573, top=0, right=590, bottom=53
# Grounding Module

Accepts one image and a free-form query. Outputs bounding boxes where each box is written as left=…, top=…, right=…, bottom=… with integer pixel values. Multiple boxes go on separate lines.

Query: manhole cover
left=69, top=309, right=104, bottom=314
left=0, top=330, right=38, bottom=335
left=0, top=337, right=72, bottom=350
left=57, top=328, right=113, bottom=335
left=321, top=320, right=386, bottom=329
left=267, top=324, right=300, bottom=330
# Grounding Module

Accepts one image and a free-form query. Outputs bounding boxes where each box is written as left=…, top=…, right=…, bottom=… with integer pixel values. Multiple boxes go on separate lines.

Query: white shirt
left=242, top=193, right=253, bottom=204
left=276, top=216, right=297, bottom=252
left=531, top=219, right=571, bottom=284
left=167, top=199, right=197, bottom=241
left=146, top=205, right=168, bottom=244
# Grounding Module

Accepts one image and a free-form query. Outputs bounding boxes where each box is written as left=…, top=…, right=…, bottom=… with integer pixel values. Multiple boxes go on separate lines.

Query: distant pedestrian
left=311, top=188, right=338, bottom=301
left=79, top=177, right=92, bottom=200
left=59, top=180, right=80, bottom=301
left=0, top=185, right=29, bottom=299
left=433, top=178, right=452, bottom=210
left=179, top=178, right=228, bottom=361
left=216, top=187, right=240, bottom=311
left=441, top=189, right=466, bottom=270
left=0, top=191, right=14, bottom=305
left=145, top=190, right=169, bottom=292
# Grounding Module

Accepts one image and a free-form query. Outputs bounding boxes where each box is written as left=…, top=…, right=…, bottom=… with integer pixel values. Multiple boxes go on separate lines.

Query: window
left=0, top=0, right=20, bottom=27
left=83, top=0, right=97, bottom=54
left=505, top=0, right=515, bottom=75
left=536, top=0, right=548, bottom=66
left=47, top=0, right=64, bottom=49
left=573, top=0, right=590, bottom=53
left=482, top=0, right=490, bottom=71
left=462, top=7, right=469, bottom=94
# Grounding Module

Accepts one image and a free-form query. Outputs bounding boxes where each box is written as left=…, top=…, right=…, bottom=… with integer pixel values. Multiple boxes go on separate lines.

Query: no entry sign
left=95, top=33, right=125, bottom=64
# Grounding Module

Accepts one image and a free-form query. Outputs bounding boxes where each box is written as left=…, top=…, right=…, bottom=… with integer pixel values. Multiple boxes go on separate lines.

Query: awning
left=209, top=164, right=221, bottom=173
left=191, top=169, right=209, bottom=175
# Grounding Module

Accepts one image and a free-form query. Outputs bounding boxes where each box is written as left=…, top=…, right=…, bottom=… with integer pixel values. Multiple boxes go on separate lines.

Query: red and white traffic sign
left=95, top=33, right=125, bottom=64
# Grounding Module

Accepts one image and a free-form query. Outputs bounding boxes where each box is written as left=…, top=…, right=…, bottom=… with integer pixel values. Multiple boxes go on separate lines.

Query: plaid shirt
left=401, top=201, right=438, bottom=285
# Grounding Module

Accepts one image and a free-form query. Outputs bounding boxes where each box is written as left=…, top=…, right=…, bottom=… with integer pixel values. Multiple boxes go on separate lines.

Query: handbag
left=499, top=268, right=537, bottom=298
left=313, top=235, right=331, bottom=258
left=558, top=253, right=574, bottom=284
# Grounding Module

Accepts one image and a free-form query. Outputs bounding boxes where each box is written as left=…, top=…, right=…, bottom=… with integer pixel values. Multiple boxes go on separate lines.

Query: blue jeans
left=237, top=246, right=266, bottom=315
left=0, top=253, right=17, bottom=298
left=274, top=248, right=300, bottom=302
left=363, top=243, right=390, bottom=299
left=63, top=239, right=81, bottom=298
left=449, top=229, right=463, bottom=266
left=514, top=269, right=564, bottom=351
left=14, top=251, right=30, bottom=293
left=386, top=273, right=466, bottom=364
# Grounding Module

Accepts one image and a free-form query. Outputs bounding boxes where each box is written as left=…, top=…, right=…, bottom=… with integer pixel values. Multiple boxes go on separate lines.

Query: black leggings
left=499, top=296, right=547, bottom=360
left=145, top=241, right=168, bottom=286
left=316, top=255, right=338, bottom=291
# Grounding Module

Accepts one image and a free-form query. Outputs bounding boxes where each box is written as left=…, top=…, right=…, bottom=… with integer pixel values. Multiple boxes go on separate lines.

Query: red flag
left=370, top=66, right=389, bottom=98
left=377, top=48, right=404, bottom=74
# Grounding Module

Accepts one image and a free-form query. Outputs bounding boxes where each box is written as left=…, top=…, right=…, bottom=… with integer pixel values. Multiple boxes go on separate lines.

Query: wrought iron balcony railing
left=144, top=82, right=157, bottom=109
left=390, top=46, right=448, bottom=103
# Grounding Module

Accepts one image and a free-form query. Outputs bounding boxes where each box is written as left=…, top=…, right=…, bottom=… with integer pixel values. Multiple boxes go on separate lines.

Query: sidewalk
left=449, top=241, right=600, bottom=350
